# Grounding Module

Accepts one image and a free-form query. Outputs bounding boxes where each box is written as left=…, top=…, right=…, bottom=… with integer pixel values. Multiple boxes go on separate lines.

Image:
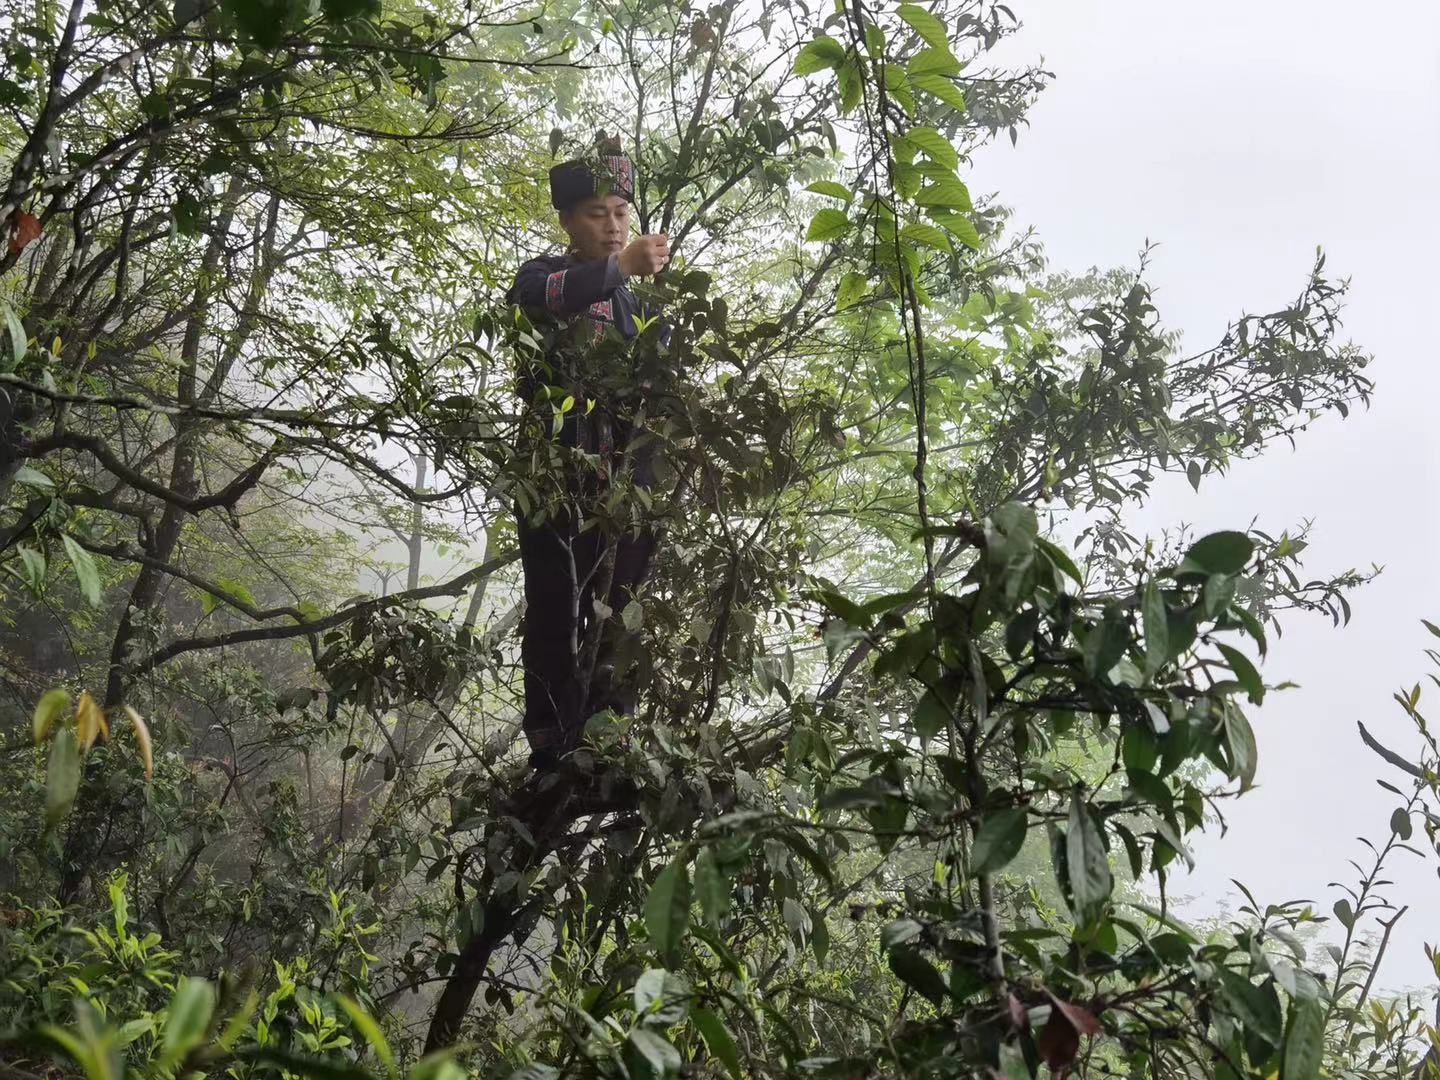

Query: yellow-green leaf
left=911, top=73, right=967, bottom=112
left=32, top=688, right=70, bottom=745
left=897, top=3, right=949, bottom=49
left=337, top=994, right=396, bottom=1076
left=805, top=180, right=852, bottom=202
left=900, top=221, right=951, bottom=252
left=76, top=691, right=107, bottom=752
left=793, top=35, right=846, bottom=75
left=908, top=46, right=961, bottom=77
left=62, top=535, right=102, bottom=606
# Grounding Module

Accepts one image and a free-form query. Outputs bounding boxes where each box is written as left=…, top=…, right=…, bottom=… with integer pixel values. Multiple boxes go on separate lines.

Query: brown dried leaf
left=125, top=705, right=153, bottom=779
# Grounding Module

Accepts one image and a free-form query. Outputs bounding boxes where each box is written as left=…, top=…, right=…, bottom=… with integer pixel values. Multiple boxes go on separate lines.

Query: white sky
left=973, top=1, right=1440, bottom=990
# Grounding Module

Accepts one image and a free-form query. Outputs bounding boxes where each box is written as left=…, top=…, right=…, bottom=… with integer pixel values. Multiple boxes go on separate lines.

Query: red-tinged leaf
left=1007, top=992, right=1029, bottom=1030
left=1046, top=992, right=1102, bottom=1035
left=7, top=210, right=40, bottom=255
left=1037, top=1008, right=1080, bottom=1070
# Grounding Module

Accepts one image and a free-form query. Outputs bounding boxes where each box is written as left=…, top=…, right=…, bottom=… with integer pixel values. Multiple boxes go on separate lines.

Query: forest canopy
left=0, top=0, right=1435, bottom=1077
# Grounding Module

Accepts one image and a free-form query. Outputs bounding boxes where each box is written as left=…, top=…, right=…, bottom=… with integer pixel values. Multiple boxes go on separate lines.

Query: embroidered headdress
left=549, top=154, right=636, bottom=211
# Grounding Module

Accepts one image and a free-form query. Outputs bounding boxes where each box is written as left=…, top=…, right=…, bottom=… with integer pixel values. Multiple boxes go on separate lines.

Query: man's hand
left=618, top=233, right=669, bottom=278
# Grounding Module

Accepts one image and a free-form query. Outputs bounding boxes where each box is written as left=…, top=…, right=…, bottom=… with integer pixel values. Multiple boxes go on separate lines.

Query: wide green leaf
left=1217, top=643, right=1265, bottom=704
left=910, top=72, right=967, bottom=112
left=161, top=977, right=216, bottom=1063
left=1281, top=994, right=1324, bottom=1080
left=1178, top=531, right=1254, bottom=576
left=1065, top=792, right=1112, bottom=922
left=626, top=1028, right=682, bottom=1079
left=806, top=207, right=850, bottom=242
left=897, top=3, right=949, bottom=49
left=908, top=46, right=962, bottom=77
left=794, top=35, right=846, bottom=75
left=805, top=180, right=853, bottom=202
left=888, top=945, right=948, bottom=1005
left=645, top=859, right=691, bottom=960
left=971, top=807, right=1028, bottom=875
left=914, top=177, right=971, bottom=210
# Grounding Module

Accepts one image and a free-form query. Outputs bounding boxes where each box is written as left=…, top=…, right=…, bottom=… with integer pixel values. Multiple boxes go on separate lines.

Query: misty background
left=975, top=0, right=1440, bottom=988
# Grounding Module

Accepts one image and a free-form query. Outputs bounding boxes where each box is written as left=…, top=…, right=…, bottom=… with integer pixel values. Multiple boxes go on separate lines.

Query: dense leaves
left=0, top=0, right=1425, bottom=1075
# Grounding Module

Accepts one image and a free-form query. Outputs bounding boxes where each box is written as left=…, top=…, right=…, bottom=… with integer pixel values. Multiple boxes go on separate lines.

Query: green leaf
left=1391, top=806, right=1413, bottom=840
left=1332, top=898, right=1355, bottom=930
left=1281, top=994, right=1324, bottom=1080
left=805, top=180, right=853, bottom=202
left=837, top=59, right=863, bottom=114
left=13, top=464, right=53, bottom=489
left=1224, top=706, right=1258, bottom=791
left=777, top=829, right=837, bottom=889
left=162, top=977, right=216, bottom=1063
left=897, top=3, right=949, bottom=49
left=62, top=535, right=102, bottom=606
left=914, top=176, right=971, bottom=210
left=794, top=35, right=846, bottom=75
left=1143, top=580, right=1168, bottom=676
left=645, top=859, right=691, bottom=960
left=18, top=545, right=46, bottom=591
left=1216, top=969, right=1283, bottom=1048
left=32, top=688, right=70, bottom=745
left=1065, top=792, right=1112, bottom=923
left=836, top=271, right=869, bottom=312
left=2, top=304, right=26, bottom=369
left=1216, top=643, right=1264, bottom=704
left=888, top=945, right=948, bottom=1005
left=694, top=847, right=730, bottom=926
left=1037, top=537, right=1083, bottom=585
left=691, top=1006, right=742, bottom=1080
left=626, top=1028, right=682, bottom=1079
left=913, top=687, right=950, bottom=740
left=622, top=599, right=644, bottom=632
left=899, top=126, right=958, bottom=169
left=336, top=994, right=395, bottom=1076
left=900, top=221, right=951, bottom=252
left=1178, top=531, right=1254, bottom=576
left=806, top=207, right=850, bottom=242
left=910, top=73, right=967, bottom=112
left=1083, top=606, right=1129, bottom=680
left=971, top=807, right=1027, bottom=875
left=908, top=46, right=962, bottom=77
left=45, top=727, right=81, bottom=828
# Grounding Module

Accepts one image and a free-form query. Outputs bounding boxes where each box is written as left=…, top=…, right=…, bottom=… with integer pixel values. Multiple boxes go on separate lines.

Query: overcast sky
left=973, top=1, right=1440, bottom=989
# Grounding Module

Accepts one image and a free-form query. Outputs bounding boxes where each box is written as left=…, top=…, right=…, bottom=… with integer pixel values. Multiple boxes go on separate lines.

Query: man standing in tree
left=506, top=151, right=670, bottom=775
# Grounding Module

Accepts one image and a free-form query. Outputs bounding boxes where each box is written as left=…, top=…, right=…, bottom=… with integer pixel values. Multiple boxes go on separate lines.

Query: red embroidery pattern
left=602, top=156, right=634, bottom=200
left=545, top=269, right=566, bottom=313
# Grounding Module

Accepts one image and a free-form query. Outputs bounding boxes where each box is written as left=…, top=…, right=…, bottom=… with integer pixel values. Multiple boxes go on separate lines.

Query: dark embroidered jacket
left=507, top=252, right=665, bottom=486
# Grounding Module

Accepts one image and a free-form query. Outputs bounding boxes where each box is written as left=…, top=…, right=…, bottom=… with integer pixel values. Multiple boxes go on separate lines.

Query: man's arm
left=508, top=255, right=623, bottom=320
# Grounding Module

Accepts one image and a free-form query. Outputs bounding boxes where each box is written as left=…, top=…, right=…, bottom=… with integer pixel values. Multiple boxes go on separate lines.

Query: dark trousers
left=515, top=508, right=656, bottom=757
left=513, top=379, right=661, bottom=760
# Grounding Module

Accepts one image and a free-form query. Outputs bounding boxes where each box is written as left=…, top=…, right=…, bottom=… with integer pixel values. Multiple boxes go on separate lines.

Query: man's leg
left=586, top=524, right=658, bottom=720
left=516, top=506, right=597, bottom=766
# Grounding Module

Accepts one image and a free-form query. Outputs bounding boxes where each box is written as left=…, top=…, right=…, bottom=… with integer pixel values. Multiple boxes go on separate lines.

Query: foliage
left=0, top=0, right=1424, bottom=1075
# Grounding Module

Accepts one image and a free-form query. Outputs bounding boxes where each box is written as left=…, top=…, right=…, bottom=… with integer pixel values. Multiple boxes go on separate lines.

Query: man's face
left=561, top=194, right=631, bottom=260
